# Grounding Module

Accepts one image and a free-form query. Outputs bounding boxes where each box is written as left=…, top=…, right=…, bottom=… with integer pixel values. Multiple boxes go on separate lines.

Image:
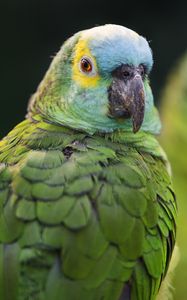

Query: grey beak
left=108, top=65, right=145, bottom=133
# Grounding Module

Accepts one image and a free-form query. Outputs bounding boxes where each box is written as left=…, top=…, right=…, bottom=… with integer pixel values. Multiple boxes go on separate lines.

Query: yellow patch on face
left=72, top=39, right=100, bottom=88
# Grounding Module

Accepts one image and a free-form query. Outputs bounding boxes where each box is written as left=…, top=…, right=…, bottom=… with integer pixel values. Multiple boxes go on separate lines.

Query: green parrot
left=0, top=24, right=177, bottom=300
left=160, top=53, right=187, bottom=300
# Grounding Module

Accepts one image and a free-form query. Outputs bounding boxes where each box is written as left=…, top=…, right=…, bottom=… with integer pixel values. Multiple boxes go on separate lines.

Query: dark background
left=0, top=0, right=186, bottom=138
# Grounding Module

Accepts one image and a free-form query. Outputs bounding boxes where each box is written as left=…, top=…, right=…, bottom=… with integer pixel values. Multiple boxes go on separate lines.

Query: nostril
left=122, top=71, right=130, bottom=78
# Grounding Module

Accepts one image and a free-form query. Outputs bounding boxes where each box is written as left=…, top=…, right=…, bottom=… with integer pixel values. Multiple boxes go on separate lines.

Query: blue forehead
left=84, top=25, right=153, bottom=74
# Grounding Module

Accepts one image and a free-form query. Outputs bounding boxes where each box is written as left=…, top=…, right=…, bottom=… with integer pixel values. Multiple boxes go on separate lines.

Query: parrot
left=160, top=53, right=187, bottom=300
left=0, top=24, right=177, bottom=300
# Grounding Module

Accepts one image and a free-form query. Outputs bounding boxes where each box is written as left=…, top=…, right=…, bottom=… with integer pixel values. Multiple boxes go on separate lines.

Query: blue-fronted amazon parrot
left=0, top=24, right=177, bottom=300
left=160, top=53, right=187, bottom=300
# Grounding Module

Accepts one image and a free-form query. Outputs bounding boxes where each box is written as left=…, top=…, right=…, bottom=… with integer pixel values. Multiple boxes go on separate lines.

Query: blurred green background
left=0, top=0, right=187, bottom=298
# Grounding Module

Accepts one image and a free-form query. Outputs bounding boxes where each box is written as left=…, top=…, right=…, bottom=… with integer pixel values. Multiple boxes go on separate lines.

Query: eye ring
left=79, top=56, right=94, bottom=75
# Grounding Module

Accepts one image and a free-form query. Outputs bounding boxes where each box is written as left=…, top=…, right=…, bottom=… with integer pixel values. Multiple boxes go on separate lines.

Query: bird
left=0, top=24, right=177, bottom=300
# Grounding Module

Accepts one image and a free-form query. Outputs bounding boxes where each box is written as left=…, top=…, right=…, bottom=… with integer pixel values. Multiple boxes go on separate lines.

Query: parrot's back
left=0, top=118, right=176, bottom=300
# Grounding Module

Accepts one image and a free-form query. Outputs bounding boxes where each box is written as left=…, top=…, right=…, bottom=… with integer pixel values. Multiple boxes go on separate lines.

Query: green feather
left=32, top=182, right=64, bottom=200
left=19, top=221, right=42, bottom=247
left=42, top=226, right=64, bottom=248
left=0, top=195, right=23, bottom=243
left=119, top=219, right=145, bottom=260
left=63, top=195, right=91, bottom=229
left=0, top=243, right=20, bottom=300
left=37, top=196, right=76, bottom=225
left=16, top=198, right=36, bottom=221
left=64, top=177, right=93, bottom=195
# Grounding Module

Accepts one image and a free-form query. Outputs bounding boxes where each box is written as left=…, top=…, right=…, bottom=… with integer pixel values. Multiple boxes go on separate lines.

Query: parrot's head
left=29, top=24, right=161, bottom=134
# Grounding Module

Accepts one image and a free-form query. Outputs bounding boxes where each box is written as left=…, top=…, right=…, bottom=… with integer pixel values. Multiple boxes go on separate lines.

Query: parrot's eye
left=80, top=57, right=93, bottom=74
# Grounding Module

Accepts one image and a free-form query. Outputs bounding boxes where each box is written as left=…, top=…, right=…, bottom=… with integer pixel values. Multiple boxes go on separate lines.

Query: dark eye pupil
left=84, top=61, right=89, bottom=68
left=81, top=58, right=92, bottom=72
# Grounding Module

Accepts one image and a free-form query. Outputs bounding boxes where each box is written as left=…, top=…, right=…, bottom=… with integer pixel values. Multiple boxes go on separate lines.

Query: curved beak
left=108, top=65, right=145, bottom=133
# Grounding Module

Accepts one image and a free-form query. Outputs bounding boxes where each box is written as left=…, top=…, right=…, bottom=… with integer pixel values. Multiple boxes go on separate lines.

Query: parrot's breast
left=0, top=120, right=177, bottom=300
